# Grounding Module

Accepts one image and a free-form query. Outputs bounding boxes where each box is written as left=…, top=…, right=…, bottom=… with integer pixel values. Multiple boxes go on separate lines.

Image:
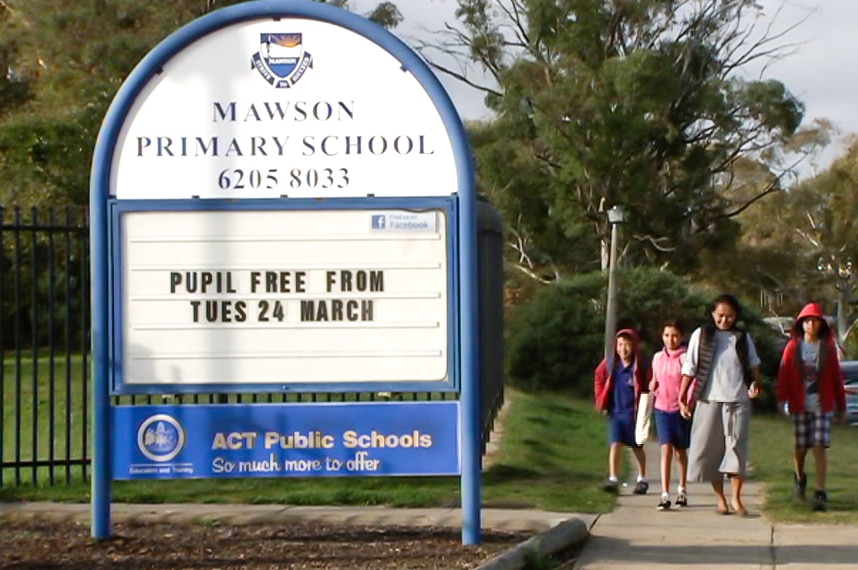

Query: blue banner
left=112, top=401, right=460, bottom=479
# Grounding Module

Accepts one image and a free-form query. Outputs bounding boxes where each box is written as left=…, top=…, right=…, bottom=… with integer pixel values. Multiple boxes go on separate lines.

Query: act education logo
left=137, top=414, right=186, bottom=462
left=251, top=33, right=314, bottom=88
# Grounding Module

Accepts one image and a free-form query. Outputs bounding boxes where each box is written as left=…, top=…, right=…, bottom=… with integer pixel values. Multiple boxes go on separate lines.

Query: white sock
left=678, top=486, right=687, bottom=495
left=637, top=475, right=647, bottom=483
left=608, top=475, right=618, bottom=483
left=661, top=492, right=670, bottom=500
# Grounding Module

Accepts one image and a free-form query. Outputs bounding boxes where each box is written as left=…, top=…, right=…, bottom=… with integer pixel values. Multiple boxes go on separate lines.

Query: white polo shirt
left=682, top=328, right=761, bottom=402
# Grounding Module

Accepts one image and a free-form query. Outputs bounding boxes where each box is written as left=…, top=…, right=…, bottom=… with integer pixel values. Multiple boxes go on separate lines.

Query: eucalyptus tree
left=420, top=0, right=816, bottom=277
left=781, top=144, right=858, bottom=349
left=691, top=119, right=832, bottom=313
left=0, top=0, right=400, bottom=205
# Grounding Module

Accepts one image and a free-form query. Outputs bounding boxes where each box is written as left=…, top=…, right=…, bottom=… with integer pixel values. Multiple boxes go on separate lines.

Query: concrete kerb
left=474, top=399, right=593, bottom=569
left=475, top=517, right=593, bottom=570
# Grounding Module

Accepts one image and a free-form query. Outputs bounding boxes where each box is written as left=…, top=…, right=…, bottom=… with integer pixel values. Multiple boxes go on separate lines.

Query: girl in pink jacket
left=650, top=320, right=691, bottom=510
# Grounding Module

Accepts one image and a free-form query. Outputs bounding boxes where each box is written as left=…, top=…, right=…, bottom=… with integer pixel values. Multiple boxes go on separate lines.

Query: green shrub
left=506, top=271, right=605, bottom=396
left=505, top=266, right=782, bottom=411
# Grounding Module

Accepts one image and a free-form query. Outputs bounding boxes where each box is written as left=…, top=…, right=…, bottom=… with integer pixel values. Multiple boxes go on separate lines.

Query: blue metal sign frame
left=90, top=0, right=481, bottom=544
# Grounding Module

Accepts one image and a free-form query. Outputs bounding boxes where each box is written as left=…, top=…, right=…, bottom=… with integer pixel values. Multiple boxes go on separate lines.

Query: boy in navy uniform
left=594, top=328, right=650, bottom=493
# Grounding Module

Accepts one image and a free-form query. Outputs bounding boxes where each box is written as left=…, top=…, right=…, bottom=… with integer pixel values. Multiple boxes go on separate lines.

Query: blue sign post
left=90, top=1, right=481, bottom=544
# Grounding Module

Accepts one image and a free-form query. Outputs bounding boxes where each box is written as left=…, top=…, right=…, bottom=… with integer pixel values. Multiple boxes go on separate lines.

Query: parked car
left=841, top=360, right=858, bottom=426
left=847, top=401, right=858, bottom=426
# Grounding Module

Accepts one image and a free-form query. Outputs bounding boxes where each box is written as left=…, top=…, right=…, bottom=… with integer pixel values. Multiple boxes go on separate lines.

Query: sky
left=748, top=1, right=858, bottom=174
left=352, top=0, right=858, bottom=177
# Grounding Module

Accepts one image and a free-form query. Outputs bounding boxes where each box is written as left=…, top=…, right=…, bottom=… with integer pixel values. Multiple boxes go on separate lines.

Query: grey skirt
left=688, top=400, right=751, bottom=482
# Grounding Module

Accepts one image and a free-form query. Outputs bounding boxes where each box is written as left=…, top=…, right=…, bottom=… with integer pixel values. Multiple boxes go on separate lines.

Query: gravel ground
left=0, top=517, right=532, bottom=570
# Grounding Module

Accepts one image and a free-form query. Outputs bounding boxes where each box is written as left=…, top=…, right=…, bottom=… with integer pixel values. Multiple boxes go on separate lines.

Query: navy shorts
left=608, top=412, right=641, bottom=447
left=654, top=409, right=691, bottom=449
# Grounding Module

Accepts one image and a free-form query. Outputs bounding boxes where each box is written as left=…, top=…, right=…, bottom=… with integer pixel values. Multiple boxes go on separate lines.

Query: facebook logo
left=371, top=215, right=386, bottom=230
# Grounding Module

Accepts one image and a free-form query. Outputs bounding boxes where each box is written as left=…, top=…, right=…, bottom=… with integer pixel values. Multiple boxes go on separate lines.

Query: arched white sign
left=112, top=19, right=458, bottom=199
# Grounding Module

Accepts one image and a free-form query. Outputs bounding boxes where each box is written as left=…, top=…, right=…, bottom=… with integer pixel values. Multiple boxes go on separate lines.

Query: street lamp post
left=604, top=206, right=625, bottom=363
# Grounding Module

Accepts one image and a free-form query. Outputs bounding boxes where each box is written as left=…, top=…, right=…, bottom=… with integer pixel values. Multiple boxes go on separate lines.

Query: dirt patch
left=0, top=517, right=530, bottom=570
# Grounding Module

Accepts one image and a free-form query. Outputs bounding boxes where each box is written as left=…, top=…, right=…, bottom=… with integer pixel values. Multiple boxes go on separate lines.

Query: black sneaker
left=633, top=480, right=649, bottom=495
left=675, top=491, right=688, bottom=507
left=602, top=478, right=619, bottom=493
left=794, top=473, right=807, bottom=502
left=813, top=490, right=828, bottom=512
left=657, top=497, right=671, bottom=511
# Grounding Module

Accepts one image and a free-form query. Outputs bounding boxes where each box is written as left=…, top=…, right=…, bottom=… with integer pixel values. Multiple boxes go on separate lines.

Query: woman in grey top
left=678, top=294, right=761, bottom=516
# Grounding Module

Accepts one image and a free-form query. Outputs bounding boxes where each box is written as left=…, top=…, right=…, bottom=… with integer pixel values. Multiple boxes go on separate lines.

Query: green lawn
left=1, top=354, right=88, bottom=486
left=750, top=412, right=858, bottom=524
left=0, top=387, right=614, bottom=513
left=0, top=354, right=452, bottom=486
left=3, top=382, right=857, bottom=525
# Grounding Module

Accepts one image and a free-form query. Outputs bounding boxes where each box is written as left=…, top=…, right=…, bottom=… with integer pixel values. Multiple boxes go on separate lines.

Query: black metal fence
left=0, top=206, right=90, bottom=486
left=0, top=205, right=506, bottom=487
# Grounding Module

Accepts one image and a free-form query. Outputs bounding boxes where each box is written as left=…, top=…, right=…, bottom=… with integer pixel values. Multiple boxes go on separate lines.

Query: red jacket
left=777, top=337, right=846, bottom=414
left=594, top=355, right=650, bottom=414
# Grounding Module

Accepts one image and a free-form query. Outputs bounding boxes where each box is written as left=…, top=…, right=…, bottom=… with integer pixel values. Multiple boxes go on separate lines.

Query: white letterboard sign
left=119, top=208, right=450, bottom=386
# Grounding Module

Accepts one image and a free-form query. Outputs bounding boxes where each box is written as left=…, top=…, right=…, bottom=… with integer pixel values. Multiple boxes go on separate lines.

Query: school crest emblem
left=251, top=33, right=314, bottom=88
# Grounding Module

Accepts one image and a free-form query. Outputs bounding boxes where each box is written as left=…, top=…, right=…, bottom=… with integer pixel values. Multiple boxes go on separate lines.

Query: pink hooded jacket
left=652, top=345, right=687, bottom=413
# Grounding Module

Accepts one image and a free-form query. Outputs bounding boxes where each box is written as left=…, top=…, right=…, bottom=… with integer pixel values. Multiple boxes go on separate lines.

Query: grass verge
left=0, top=388, right=615, bottom=514
left=750, top=411, right=858, bottom=524
left=3, top=387, right=857, bottom=525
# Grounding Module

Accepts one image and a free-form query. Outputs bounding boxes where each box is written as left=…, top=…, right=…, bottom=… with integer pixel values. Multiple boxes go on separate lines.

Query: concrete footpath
left=0, top=501, right=579, bottom=534
left=2, top=439, right=858, bottom=569
left=574, top=440, right=858, bottom=569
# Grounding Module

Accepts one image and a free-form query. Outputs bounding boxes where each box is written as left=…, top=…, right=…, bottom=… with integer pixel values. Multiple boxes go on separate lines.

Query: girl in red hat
left=777, top=302, right=847, bottom=512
